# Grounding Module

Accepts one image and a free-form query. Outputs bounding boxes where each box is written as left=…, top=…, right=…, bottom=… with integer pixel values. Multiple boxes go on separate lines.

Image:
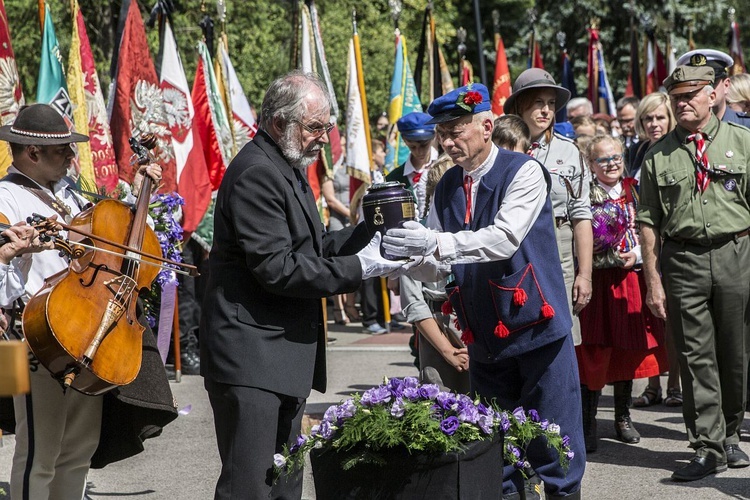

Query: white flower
left=273, top=453, right=287, bottom=468
left=548, top=423, right=561, bottom=435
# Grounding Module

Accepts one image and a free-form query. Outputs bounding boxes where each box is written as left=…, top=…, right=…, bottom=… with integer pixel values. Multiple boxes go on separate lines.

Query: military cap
left=396, top=112, right=436, bottom=141
left=503, top=68, right=571, bottom=115
left=663, top=65, right=715, bottom=94
left=676, top=49, right=734, bottom=80
left=427, top=83, right=491, bottom=124
left=0, top=104, right=89, bottom=145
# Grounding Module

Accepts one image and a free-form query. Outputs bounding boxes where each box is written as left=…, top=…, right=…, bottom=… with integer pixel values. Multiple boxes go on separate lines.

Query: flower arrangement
left=143, top=193, right=185, bottom=328
left=274, top=376, right=573, bottom=476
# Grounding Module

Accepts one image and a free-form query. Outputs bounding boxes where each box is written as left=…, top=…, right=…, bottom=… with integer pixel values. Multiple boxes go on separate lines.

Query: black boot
left=581, top=385, right=600, bottom=453
left=179, top=332, right=201, bottom=375
left=613, top=380, right=640, bottom=444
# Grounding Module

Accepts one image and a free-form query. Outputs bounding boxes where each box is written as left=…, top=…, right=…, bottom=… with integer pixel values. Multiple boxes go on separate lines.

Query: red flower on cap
left=456, top=85, right=483, bottom=113
left=463, top=91, right=483, bottom=105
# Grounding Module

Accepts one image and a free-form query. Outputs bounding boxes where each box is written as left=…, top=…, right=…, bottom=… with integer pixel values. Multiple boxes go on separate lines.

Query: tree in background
left=4, top=0, right=747, bottom=126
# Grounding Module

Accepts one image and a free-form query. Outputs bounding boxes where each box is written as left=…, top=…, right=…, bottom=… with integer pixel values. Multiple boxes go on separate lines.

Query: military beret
left=427, top=83, right=492, bottom=124
left=676, top=49, right=733, bottom=80
left=663, top=65, right=715, bottom=94
left=396, top=112, right=435, bottom=141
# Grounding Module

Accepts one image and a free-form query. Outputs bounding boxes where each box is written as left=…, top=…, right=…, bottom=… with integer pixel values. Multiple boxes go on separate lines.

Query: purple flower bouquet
left=274, top=377, right=573, bottom=496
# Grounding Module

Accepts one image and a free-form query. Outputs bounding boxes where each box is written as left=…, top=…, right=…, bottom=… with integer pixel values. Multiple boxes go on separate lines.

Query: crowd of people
left=1, top=44, right=750, bottom=500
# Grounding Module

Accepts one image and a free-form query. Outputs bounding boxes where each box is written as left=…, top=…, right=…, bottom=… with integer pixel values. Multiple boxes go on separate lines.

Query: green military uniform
left=637, top=113, right=750, bottom=462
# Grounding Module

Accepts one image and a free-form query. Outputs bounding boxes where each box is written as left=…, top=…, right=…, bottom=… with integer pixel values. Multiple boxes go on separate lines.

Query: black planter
left=310, top=434, right=503, bottom=499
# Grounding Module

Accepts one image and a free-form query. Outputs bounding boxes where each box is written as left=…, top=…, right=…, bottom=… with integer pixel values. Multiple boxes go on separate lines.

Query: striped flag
left=386, top=32, right=422, bottom=172
left=160, top=19, right=211, bottom=234
left=587, top=28, right=616, bottom=116
left=68, top=0, right=119, bottom=192
left=0, top=0, right=25, bottom=175
left=191, top=40, right=233, bottom=191
left=346, top=32, right=373, bottom=223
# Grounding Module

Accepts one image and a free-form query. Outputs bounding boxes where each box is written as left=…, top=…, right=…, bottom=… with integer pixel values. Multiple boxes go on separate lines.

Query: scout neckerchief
left=686, top=132, right=711, bottom=193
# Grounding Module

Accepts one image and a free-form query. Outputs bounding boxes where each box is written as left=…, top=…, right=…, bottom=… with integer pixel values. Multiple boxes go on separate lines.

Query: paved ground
left=1, top=316, right=749, bottom=499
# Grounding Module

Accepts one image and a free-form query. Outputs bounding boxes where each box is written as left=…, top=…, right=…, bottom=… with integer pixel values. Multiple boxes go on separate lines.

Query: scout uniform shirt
left=529, top=132, right=592, bottom=222
left=637, top=114, right=750, bottom=240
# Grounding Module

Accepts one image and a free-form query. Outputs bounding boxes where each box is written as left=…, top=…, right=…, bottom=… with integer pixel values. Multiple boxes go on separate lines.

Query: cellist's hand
left=132, top=163, right=162, bottom=196
left=0, top=223, right=46, bottom=264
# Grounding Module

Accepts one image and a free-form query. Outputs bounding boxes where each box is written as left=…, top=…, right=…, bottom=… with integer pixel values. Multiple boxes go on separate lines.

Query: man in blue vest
left=386, top=112, right=438, bottom=220
left=383, top=83, right=585, bottom=499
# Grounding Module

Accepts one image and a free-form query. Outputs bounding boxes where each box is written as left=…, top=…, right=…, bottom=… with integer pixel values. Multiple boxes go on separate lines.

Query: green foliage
left=3, top=0, right=749, bottom=129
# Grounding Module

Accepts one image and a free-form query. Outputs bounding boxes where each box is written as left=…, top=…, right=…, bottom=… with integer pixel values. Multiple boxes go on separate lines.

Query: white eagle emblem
left=130, top=80, right=175, bottom=165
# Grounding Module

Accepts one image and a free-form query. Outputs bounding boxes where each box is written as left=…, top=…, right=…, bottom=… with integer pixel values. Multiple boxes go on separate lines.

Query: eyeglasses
left=291, top=119, right=334, bottom=136
left=593, top=154, right=623, bottom=166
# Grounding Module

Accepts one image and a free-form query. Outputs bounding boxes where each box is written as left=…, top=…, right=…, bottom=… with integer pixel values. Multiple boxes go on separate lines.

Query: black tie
left=293, top=167, right=308, bottom=193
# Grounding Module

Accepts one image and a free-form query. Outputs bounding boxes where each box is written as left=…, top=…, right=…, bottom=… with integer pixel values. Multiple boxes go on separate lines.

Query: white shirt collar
left=404, top=147, right=439, bottom=176
left=596, top=179, right=623, bottom=198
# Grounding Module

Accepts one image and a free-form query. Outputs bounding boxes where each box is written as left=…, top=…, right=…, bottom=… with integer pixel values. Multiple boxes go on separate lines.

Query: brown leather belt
left=666, top=229, right=750, bottom=247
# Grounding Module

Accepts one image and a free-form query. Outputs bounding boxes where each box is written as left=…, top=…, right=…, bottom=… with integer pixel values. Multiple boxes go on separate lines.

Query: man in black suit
left=200, top=71, right=404, bottom=499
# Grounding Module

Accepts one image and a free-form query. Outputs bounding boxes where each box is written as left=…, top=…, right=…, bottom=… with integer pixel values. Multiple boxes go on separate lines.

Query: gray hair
left=259, top=70, right=332, bottom=131
left=567, top=97, right=593, bottom=115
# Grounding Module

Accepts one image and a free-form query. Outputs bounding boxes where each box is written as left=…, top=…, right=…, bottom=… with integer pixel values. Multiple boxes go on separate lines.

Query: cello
left=23, top=134, right=166, bottom=395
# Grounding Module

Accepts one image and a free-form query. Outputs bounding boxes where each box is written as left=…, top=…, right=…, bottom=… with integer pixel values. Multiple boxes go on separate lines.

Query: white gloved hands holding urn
left=382, top=220, right=439, bottom=258
left=356, top=232, right=408, bottom=280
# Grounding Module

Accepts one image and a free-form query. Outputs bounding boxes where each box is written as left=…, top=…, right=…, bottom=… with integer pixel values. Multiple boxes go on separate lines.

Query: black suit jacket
left=200, top=131, right=369, bottom=398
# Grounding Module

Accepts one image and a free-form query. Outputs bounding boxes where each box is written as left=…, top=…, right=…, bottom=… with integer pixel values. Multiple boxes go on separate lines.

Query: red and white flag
left=109, top=0, right=176, bottom=191
left=730, top=19, right=746, bottom=75
left=160, top=19, right=211, bottom=234
left=192, top=40, right=233, bottom=191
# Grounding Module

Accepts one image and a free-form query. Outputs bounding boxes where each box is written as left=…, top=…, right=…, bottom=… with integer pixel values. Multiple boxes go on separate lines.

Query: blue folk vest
left=434, top=149, right=573, bottom=362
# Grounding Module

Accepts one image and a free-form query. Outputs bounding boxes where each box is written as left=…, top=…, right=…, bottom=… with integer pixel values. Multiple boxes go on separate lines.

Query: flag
left=666, top=33, right=677, bottom=75
left=192, top=40, right=233, bottom=191
left=556, top=49, right=576, bottom=123
left=37, top=2, right=80, bottom=178
left=346, top=33, right=373, bottom=225
left=730, top=19, right=746, bottom=75
left=587, top=28, right=616, bottom=116
left=625, top=22, right=642, bottom=98
left=109, top=0, right=177, bottom=191
left=461, top=59, right=474, bottom=86
left=68, top=0, right=119, bottom=192
left=414, top=7, right=453, bottom=103
left=491, top=31, right=511, bottom=116
left=0, top=0, right=25, bottom=175
left=159, top=19, right=211, bottom=234
left=644, top=33, right=667, bottom=94
left=385, top=32, right=422, bottom=172
left=528, top=30, right=545, bottom=69
left=219, top=42, right=256, bottom=153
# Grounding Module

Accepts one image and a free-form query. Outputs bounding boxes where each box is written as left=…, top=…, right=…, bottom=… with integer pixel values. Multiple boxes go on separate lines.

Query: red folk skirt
left=576, top=266, right=668, bottom=391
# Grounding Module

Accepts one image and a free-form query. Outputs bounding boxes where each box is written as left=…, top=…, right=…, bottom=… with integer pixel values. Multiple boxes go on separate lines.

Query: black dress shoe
left=671, top=455, right=727, bottom=481
left=724, top=444, right=750, bottom=468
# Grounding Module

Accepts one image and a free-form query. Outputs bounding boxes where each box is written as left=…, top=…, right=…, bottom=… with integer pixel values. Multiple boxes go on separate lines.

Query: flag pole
left=472, top=0, right=487, bottom=87
left=353, top=9, right=391, bottom=331
left=38, top=0, right=45, bottom=32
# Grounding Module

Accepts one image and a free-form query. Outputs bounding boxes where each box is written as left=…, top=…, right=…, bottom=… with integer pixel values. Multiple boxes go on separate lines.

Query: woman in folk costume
left=504, top=68, right=594, bottom=346
left=577, top=134, right=668, bottom=452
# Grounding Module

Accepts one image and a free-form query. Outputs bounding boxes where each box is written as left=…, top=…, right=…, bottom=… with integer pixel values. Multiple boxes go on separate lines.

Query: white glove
left=357, top=232, right=408, bottom=280
left=403, top=255, right=452, bottom=283
left=382, top=220, right=439, bottom=258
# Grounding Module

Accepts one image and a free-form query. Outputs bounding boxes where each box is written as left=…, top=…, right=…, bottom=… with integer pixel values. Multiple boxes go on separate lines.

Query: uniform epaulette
left=723, top=120, right=750, bottom=132
left=553, top=131, right=577, bottom=145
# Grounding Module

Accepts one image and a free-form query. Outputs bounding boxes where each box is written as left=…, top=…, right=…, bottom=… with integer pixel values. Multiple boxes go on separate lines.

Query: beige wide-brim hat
left=0, top=104, right=89, bottom=145
left=503, top=68, right=571, bottom=116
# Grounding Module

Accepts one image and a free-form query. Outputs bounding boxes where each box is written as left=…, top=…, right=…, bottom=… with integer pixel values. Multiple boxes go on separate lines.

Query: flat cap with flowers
left=427, top=83, right=491, bottom=124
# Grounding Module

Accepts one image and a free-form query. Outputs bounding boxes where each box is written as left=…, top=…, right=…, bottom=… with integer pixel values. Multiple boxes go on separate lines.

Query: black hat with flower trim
left=426, top=83, right=492, bottom=124
left=0, top=104, right=89, bottom=146
left=503, top=68, right=571, bottom=116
